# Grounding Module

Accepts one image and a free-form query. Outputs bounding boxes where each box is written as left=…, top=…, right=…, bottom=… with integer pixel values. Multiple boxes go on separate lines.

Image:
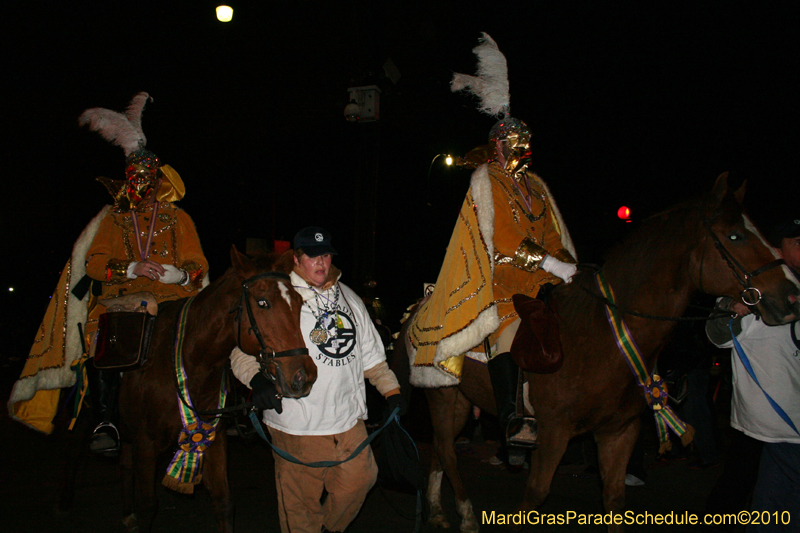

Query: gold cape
left=408, top=162, right=576, bottom=386
left=8, top=204, right=209, bottom=434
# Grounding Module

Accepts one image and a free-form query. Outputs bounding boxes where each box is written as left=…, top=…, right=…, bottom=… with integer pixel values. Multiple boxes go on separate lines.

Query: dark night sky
left=2, top=1, right=798, bottom=349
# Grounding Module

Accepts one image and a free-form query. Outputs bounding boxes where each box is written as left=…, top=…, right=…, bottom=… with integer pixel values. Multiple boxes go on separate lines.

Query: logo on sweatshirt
left=312, top=309, right=357, bottom=367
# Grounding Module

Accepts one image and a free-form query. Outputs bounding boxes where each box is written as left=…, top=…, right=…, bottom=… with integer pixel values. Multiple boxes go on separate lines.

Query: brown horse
left=396, top=174, right=800, bottom=532
left=115, top=247, right=317, bottom=532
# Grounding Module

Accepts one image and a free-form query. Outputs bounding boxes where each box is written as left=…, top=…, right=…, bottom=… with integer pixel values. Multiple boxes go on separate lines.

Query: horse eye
left=257, top=299, right=270, bottom=309
left=728, top=233, right=743, bottom=241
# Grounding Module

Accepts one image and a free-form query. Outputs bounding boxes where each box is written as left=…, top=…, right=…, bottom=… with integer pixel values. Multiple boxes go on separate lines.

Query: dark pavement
left=2, top=384, right=734, bottom=533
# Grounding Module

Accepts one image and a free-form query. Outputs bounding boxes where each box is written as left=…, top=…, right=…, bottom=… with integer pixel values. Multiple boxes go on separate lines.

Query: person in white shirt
left=230, top=226, right=405, bottom=533
left=704, top=216, right=800, bottom=532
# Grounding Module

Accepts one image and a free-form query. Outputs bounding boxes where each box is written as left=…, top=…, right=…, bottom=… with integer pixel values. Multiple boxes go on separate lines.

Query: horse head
left=230, top=246, right=318, bottom=398
left=694, top=172, right=799, bottom=325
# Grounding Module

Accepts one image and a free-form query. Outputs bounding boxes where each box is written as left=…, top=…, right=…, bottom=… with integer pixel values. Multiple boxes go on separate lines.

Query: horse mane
left=556, top=190, right=719, bottom=326
left=193, top=249, right=295, bottom=308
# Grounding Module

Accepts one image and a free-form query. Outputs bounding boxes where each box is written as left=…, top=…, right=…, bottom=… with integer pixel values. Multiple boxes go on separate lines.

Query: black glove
left=249, top=373, right=283, bottom=414
left=382, top=393, right=408, bottom=423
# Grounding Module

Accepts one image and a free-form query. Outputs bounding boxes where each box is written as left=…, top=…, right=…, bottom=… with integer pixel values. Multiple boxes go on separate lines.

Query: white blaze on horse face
left=278, top=282, right=292, bottom=309
left=744, top=215, right=799, bottom=289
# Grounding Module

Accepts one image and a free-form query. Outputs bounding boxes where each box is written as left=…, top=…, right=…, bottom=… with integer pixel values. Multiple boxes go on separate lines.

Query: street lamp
left=426, top=153, right=454, bottom=206
left=216, top=6, right=233, bottom=22
left=428, top=153, right=453, bottom=177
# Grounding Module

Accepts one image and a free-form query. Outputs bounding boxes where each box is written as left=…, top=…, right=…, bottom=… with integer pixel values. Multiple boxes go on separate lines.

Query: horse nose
left=292, top=368, right=308, bottom=393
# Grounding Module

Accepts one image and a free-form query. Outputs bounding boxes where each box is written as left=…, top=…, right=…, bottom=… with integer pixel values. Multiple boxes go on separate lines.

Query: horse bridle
left=234, top=271, right=309, bottom=378
left=702, top=214, right=785, bottom=306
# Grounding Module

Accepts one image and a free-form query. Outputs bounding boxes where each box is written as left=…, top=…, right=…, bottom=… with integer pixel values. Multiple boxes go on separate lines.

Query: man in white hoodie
left=703, top=217, right=800, bottom=531
left=230, top=226, right=405, bottom=533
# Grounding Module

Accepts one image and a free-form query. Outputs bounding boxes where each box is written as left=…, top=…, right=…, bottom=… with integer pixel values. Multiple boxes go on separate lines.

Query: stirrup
left=506, top=416, right=539, bottom=449
left=90, top=421, right=120, bottom=454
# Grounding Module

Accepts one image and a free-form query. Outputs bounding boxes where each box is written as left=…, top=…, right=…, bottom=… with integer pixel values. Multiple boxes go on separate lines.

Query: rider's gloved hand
left=159, top=265, right=187, bottom=284
left=541, top=255, right=577, bottom=284
left=249, top=373, right=283, bottom=414
left=382, top=392, right=407, bottom=424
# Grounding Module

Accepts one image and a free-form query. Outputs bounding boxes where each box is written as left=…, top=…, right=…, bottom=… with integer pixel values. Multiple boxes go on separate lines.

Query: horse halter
left=702, top=216, right=785, bottom=306
left=234, top=272, right=309, bottom=371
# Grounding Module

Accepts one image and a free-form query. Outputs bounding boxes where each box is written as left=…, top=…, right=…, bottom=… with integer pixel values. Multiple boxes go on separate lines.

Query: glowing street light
left=428, top=153, right=453, bottom=175
left=216, top=5, right=233, bottom=22
left=426, top=154, right=454, bottom=206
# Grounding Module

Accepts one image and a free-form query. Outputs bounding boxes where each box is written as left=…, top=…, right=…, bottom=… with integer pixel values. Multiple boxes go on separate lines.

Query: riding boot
left=487, top=352, right=538, bottom=466
left=87, top=361, right=121, bottom=455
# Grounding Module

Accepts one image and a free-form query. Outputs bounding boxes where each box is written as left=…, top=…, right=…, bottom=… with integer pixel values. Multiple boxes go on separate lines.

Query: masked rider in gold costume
left=407, top=34, right=577, bottom=465
left=8, top=94, right=208, bottom=454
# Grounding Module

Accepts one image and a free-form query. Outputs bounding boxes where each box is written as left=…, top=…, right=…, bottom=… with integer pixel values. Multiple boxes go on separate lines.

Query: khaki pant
left=269, top=420, right=378, bottom=533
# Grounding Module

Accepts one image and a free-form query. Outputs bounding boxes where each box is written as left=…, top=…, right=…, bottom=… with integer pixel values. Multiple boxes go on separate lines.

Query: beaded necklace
left=305, top=283, right=342, bottom=346
left=130, top=202, right=160, bottom=261
left=508, top=170, right=546, bottom=223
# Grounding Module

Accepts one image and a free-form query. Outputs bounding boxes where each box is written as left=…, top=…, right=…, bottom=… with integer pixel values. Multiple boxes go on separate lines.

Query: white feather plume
left=125, top=92, right=151, bottom=145
left=78, top=92, right=151, bottom=156
left=451, top=32, right=510, bottom=118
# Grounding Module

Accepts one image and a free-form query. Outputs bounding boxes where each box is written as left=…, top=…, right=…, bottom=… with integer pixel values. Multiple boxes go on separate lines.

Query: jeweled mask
left=489, top=117, right=531, bottom=175
left=124, top=149, right=162, bottom=209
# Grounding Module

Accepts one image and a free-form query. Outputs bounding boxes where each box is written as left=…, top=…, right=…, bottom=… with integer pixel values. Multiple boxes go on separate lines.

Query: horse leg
left=200, top=428, right=234, bottom=533
left=426, top=452, right=449, bottom=529
left=594, top=418, right=640, bottom=533
left=57, top=405, right=94, bottom=513
left=119, top=442, right=140, bottom=532
left=425, top=387, right=478, bottom=532
left=518, top=424, right=571, bottom=513
left=124, top=439, right=159, bottom=532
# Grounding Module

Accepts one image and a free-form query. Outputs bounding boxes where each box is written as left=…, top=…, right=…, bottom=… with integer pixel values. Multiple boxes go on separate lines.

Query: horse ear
left=734, top=179, right=747, bottom=205
left=710, top=172, right=730, bottom=206
left=230, top=245, right=255, bottom=277
left=274, top=249, right=296, bottom=274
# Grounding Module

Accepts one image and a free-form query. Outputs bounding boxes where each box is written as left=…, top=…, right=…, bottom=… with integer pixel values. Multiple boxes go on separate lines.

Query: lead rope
left=729, top=319, right=799, bottom=435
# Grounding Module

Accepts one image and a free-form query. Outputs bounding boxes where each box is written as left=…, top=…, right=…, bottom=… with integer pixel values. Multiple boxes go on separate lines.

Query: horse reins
left=701, top=215, right=785, bottom=306
left=235, top=271, right=310, bottom=366
left=174, top=272, right=309, bottom=420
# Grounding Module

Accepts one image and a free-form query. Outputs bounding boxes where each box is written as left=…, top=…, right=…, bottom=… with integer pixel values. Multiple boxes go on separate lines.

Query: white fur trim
left=409, top=165, right=501, bottom=388
left=407, top=334, right=460, bottom=388
left=8, top=206, right=109, bottom=412
left=435, top=306, right=499, bottom=364
left=470, top=164, right=495, bottom=265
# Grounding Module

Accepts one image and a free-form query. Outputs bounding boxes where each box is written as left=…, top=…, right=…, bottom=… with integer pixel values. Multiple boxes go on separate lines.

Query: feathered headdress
left=451, top=33, right=529, bottom=144
left=79, top=92, right=152, bottom=157
left=78, top=92, right=185, bottom=206
left=451, top=33, right=510, bottom=118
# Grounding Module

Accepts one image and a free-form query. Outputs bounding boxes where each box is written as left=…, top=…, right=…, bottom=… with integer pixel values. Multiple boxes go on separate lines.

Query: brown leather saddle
left=93, top=293, right=158, bottom=371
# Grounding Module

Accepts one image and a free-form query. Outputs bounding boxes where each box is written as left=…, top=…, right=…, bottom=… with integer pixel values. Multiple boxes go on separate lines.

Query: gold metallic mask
left=97, top=163, right=184, bottom=210
left=489, top=117, right=532, bottom=176
left=124, top=165, right=159, bottom=209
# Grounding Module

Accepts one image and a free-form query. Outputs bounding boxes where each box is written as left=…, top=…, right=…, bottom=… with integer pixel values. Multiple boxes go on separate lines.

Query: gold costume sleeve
left=174, top=208, right=208, bottom=289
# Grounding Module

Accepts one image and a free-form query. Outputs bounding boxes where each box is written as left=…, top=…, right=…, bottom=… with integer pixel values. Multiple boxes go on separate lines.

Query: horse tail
left=388, top=300, right=422, bottom=404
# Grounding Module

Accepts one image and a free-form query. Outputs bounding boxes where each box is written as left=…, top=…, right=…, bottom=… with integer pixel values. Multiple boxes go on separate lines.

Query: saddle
left=92, top=292, right=158, bottom=371
left=510, top=290, right=563, bottom=374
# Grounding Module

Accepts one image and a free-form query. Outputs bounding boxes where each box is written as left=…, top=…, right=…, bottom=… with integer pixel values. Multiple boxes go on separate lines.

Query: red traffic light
left=617, top=206, right=631, bottom=221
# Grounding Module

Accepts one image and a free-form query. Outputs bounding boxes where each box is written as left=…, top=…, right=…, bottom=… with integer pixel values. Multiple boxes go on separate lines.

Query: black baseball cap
left=293, top=226, right=338, bottom=257
left=769, top=218, right=800, bottom=246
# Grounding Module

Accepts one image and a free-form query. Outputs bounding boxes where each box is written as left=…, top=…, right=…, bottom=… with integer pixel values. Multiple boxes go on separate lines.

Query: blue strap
left=728, top=319, right=800, bottom=436
left=248, top=406, right=401, bottom=467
